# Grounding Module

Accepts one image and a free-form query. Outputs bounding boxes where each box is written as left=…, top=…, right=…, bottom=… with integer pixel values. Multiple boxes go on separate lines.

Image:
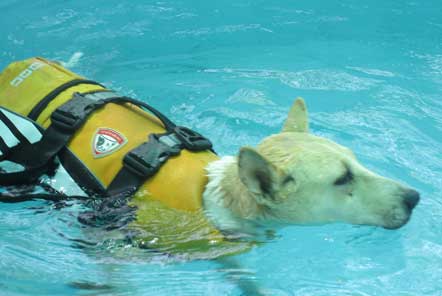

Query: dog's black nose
left=403, top=189, right=420, bottom=211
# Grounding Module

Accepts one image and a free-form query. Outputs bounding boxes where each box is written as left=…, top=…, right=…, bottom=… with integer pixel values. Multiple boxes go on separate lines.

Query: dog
left=0, top=58, right=419, bottom=257
left=106, top=98, right=420, bottom=259
left=202, top=98, right=419, bottom=234
left=0, top=59, right=421, bottom=296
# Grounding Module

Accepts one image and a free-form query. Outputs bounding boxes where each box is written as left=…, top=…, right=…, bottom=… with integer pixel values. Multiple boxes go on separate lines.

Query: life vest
left=0, top=57, right=254, bottom=258
left=0, top=57, right=219, bottom=211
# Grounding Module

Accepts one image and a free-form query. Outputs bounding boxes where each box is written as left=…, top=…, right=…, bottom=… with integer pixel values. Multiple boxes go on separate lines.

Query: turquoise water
left=1, top=0, right=442, bottom=295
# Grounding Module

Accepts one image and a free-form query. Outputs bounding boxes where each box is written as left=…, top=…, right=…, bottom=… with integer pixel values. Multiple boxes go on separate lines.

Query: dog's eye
left=282, top=175, right=295, bottom=186
left=334, top=169, right=353, bottom=186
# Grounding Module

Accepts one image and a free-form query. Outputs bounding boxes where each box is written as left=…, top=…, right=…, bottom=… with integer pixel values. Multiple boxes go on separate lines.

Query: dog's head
left=238, top=98, right=419, bottom=229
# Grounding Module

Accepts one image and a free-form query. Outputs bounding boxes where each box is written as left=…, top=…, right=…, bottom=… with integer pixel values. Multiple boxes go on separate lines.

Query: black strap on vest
left=28, top=79, right=104, bottom=120
left=107, top=126, right=213, bottom=196
left=0, top=107, right=46, bottom=185
left=1, top=90, right=213, bottom=201
left=0, top=93, right=111, bottom=185
left=0, top=137, right=9, bottom=158
left=0, top=111, right=31, bottom=146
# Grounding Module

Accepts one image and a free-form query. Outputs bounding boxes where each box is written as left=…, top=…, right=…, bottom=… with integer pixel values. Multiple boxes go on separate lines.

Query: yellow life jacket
left=0, top=57, right=218, bottom=211
left=0, top=58, right=253, bottom=258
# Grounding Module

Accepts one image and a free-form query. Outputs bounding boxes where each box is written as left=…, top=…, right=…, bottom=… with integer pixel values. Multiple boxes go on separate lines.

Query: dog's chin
left=381, top=221, right=408, bottom=230
left=381, top=211, right=411, bottom=230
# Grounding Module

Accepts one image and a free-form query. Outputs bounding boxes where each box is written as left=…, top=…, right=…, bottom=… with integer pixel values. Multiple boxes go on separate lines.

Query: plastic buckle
left=51, top=93, right=105, bottom=132
left=173, top=126, right=213, bottom=151
left=50, top=109, right=82, bottom=132
left=123, top=148, right=157, bottom=178
left=123, top=134, right=181, bottom=178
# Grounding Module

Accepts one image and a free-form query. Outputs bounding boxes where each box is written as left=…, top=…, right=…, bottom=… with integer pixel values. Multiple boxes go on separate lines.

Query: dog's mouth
left=379, top=190, right=420, bottom=230
left=381, top=216, right=410, bottom=230
left=381, top=205, right=414, bottom=230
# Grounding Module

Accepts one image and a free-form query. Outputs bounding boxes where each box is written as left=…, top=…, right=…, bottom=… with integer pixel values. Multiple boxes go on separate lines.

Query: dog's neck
left=203, top=156, right=275, bottom=235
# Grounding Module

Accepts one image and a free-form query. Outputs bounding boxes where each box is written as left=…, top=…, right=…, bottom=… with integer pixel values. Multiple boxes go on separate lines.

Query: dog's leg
left=216, top=256, right=267, bottom=296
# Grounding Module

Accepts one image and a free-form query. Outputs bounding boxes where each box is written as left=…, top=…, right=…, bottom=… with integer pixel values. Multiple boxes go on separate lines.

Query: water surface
left=1, top=1, right=442, bottom=295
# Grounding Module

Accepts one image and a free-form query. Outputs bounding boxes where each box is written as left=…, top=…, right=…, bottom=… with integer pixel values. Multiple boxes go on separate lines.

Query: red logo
left=92, top=128, right=127, bottom=158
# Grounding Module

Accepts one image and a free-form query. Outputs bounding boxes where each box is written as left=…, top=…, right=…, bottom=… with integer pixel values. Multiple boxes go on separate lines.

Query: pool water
left=1, top=0, right=442, bottom=295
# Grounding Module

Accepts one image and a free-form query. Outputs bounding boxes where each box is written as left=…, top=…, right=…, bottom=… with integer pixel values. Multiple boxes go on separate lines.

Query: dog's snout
left=403, top=189, right=420, bottom=211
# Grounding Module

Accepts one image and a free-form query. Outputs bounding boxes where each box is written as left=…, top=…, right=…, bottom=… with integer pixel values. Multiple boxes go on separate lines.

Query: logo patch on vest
left=10, top=61, right=46, bottom=87
left=92, top=128, right=127, bottom=158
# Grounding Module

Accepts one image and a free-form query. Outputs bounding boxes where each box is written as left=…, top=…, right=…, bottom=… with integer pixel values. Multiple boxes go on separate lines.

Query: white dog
left=38, top=98, right=419, bottom=256
left=101, top=97, right=422, bottom=261
left=202, top=98, right=419, bottom=236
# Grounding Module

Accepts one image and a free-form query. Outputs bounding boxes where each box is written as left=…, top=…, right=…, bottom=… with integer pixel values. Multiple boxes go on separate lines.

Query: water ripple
left=204, top=68, right=381, bottom=91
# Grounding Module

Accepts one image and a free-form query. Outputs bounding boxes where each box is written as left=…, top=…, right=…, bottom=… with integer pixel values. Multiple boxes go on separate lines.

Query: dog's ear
left=282, top=98, right=309, bottom=133
left=238, top=147, right=279, bottom=197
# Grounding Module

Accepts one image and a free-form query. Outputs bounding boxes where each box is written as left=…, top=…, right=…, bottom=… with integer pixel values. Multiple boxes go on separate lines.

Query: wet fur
left=203, top=98, right=419, bottom=234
